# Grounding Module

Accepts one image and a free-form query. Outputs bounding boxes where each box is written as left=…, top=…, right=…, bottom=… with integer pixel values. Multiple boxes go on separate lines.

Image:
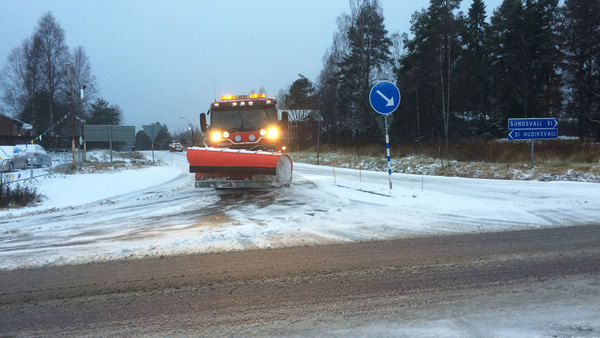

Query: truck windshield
left=211, top=108, right=276, bottom=131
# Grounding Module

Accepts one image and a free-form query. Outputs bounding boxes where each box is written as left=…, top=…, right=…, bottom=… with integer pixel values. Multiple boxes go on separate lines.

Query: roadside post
left=66, top=64, right=76, bottom=168
left=508, top=118, right=558, bottom=169
left=369, top=81, right=401, bottom=195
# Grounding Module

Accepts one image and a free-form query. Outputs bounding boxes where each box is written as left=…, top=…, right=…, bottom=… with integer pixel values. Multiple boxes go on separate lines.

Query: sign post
left=369, top=81, right=401, bottom=195
left=143, top=124, right=162, bottom=163
left=508, top=118, right=558, bottom=169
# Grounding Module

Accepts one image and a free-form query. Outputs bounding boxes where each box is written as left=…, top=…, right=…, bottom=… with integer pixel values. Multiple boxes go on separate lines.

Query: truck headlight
left=267, top=127, right=279, bottom=138
left=211, top=131, right=221, bottom=142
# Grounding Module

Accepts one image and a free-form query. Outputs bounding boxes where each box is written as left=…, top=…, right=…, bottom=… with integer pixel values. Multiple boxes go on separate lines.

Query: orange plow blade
left=187, top=147, right=293, bottom=188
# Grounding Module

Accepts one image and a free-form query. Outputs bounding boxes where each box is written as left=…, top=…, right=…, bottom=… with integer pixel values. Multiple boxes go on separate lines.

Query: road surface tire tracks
left=1, top=224, right=599, bottom=335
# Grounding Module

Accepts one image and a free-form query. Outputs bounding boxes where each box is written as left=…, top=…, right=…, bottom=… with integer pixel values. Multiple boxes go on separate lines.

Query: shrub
left=0, top=182, right=39, bottom=209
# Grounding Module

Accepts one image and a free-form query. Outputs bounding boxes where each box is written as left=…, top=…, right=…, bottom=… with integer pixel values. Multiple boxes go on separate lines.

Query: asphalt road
left=1, top=224, right=599, bottom=336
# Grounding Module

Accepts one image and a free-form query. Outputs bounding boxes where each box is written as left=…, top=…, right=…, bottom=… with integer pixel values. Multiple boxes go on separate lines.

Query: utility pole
left=66, top=64, right=76, bottom=168
left=80, top=85, right=87, bottom=163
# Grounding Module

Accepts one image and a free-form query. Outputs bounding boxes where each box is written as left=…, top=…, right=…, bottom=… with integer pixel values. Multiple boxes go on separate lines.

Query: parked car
left=14, top=144, right=52, bottom=168
left=169, top=142, right=184, bottom=152
left=0, top=146, right=28, bottom=172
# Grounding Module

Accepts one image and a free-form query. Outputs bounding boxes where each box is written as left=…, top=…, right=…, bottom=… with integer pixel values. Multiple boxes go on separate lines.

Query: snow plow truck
left=187, top=93, right=292, bottom=188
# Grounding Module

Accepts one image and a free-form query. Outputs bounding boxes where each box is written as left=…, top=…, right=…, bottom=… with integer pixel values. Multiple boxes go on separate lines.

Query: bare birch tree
left=70, top=46, right=98, bottom=118
left=37, top=12, right=70, bottom=129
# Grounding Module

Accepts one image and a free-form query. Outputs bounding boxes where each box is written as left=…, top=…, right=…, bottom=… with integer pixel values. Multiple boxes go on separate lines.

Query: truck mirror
left=200, top=113, right=208, bottom=133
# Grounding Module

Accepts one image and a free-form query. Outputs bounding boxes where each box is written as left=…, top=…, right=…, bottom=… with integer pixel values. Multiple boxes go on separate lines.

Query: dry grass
left=52, top=151, right=156, bottom=174
left=306, top=139, right=600, bottom=163
left=290, top=139, right=600, bottom=182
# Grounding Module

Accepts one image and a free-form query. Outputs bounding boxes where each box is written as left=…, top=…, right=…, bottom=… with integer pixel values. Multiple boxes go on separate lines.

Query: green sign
left=85, top=125, right=135, bottom=142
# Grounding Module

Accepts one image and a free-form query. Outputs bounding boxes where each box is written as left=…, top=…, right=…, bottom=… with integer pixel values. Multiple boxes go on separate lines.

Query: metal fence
left=1, top=165, right=53, bottom=186
left=0, top=150, right=85, bottom=186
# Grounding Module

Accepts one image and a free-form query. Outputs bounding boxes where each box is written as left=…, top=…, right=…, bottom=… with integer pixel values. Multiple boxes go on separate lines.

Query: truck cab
left=200, top=94, right=288, bottom=152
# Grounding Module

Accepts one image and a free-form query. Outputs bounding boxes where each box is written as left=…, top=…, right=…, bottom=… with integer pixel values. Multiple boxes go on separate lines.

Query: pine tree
left=395, top=0, right=462, bottom=158
left=488, top=0, right=562, bottom=126
left=561, top=0, right=600, bottom=139
left=455, top=0, right=493, bottom=136
left=284, top=77, right=316, bottom=109
left=337, top=0, right=392, bottom=141
left=88, top=98, right=122, bottom=125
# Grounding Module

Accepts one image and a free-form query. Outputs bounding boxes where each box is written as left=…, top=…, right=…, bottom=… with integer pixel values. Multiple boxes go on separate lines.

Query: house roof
left=0, top=113, right=27, bottom=125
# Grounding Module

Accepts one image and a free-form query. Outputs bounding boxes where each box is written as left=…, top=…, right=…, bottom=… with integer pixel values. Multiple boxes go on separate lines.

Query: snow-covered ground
left=2, top=150, right=600, bottom=336
left=0, top=150, right=599, bottom=270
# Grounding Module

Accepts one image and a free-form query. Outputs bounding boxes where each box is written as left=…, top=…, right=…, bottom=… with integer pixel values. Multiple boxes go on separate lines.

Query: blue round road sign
left=369, top=81, right=401, bottom=115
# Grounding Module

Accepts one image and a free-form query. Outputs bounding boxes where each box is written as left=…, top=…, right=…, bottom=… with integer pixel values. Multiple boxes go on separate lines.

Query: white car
left=0, top=146, right=28, bottom=172
left=14, top=144, right=52, bottom=168
left=169, top=142, right=184, bottom=152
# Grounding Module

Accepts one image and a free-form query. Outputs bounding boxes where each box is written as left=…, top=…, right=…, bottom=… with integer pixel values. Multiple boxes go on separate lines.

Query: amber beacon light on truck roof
left=213, top=93, right=273, bottom=108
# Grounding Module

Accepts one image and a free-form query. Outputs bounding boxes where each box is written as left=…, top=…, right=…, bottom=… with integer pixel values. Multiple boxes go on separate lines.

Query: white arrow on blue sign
left=508, top=118, right=558, bottom=130
left=369, top=81, right=401, bottom=115
left=508, top=129, right=558, bottom=140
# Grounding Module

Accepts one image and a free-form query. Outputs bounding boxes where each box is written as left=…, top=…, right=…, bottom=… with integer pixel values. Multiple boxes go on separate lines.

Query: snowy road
left=1, top=226, right=599, bottom=337
left=0, top=150, right=599, bottom=270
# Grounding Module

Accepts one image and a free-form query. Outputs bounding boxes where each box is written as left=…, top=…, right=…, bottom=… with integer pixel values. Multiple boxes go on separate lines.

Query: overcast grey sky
left=1, top=0, right=502, bottom=134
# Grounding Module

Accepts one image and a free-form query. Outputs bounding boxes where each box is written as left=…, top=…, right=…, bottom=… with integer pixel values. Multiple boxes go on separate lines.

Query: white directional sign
left=369, top=81, right=401, bottom=115
left=507, top=117, right=559, bottom=169
left=508, top=118, right=558, bottom=140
